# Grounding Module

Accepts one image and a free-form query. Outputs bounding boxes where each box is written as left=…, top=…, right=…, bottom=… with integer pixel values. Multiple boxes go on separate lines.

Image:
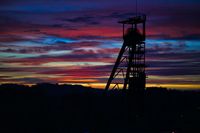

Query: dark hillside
left=0, top=83, right=200, bottom=133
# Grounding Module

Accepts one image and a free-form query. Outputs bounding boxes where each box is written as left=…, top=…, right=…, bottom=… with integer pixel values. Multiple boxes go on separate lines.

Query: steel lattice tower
left=105, top=14, right=146, bottom=94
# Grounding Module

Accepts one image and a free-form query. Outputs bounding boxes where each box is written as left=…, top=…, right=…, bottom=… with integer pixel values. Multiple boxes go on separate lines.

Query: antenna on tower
left=136, top=0, right=138, bottom=15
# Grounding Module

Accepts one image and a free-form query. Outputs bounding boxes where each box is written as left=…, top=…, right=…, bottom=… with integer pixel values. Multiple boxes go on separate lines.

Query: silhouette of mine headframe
left=105, top=14, right=146, bottom=95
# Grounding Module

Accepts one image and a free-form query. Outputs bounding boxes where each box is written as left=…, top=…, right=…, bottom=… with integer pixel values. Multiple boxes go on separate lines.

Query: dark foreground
left=0, top=83, right=200, bottom=133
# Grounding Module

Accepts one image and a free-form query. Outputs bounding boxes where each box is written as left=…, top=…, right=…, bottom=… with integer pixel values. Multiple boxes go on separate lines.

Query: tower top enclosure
left=118, top=14, right=146, bottom=24
left=119, top=14, right=146, bottom=43
left=105, top=14, right=146, bottom=93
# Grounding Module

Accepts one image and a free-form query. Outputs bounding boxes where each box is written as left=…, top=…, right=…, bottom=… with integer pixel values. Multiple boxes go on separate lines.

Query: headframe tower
left=105, top=14, right=146, bottom=94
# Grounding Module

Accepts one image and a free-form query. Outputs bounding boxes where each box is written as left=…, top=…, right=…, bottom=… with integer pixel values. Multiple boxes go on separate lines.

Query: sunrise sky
left=0, top=0, right=200, bottom=89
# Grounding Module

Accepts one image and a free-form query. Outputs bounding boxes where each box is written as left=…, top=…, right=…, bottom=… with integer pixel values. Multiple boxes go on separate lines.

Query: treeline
left=0, top=83, right=199, bottom=96
left=0, top=83, right=103, bottom=96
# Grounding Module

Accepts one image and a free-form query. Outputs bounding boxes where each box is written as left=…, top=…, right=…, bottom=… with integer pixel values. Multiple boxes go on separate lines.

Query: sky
left=0, top=0, right=200, bottom=90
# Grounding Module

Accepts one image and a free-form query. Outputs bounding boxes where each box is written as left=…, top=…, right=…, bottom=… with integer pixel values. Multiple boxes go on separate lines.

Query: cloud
left=147, top=67, right=200, bottom=76
left=61, top=16, right=99, bottom=25
left=13, top=77, right=47, bottom=84
left=174, top=34, right=200, bottom=41
left=0, top=0, right=200, bottom=87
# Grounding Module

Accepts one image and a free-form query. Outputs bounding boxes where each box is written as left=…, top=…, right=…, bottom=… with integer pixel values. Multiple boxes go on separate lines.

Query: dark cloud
left=50, top=24, right=64, bottom=28
left=104, top=12, right=139, bottom=19
left=148, top=33, right=200, bottom=40
left=147, top=78, right=200, bottom=84
left=147, top=67, right=200, bottom=76
left=61, top=16, right=100, bottom=25
left=39, top=67, right=108, bottom=77
left=147, top=51, right=200, bottom=61
left=0, top=35, right=28, bottom=42
left=12, top=77, right=48, bottom=84
left=174, top=34, right=200, bottom=41
left=145, top=51, right=200, bottom=76
left=150, top=6, right=200, bottom=27
left=24, top=29, right=41, bottom=33
left=74, top=35, right=121, bottom=40
left=146, top=41, right=188, bottom=54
